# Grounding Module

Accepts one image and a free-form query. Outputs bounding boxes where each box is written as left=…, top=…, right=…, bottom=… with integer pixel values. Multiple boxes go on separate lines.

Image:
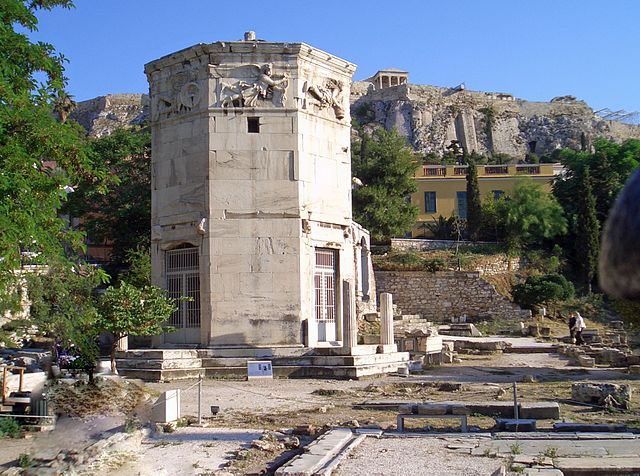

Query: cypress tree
left=575, top=167, right=600, bottom=293
left=466, top=158, right=482, bottom=241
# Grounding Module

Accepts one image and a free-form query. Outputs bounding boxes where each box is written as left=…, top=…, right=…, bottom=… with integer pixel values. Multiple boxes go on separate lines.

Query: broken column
left=379, top=293, right=397, bottom=352
left=342, top=281, right=358, bottom=352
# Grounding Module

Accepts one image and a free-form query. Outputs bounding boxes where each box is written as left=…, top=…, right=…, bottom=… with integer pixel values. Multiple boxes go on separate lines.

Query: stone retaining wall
left=389, top=239, right=522, bottom=275
left=375, top=270, right=531, bottom=322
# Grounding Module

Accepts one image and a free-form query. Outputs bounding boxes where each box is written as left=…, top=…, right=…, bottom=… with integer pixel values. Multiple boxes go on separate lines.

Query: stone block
left=522, top=469, right=563, bottom=475
left=553, top=422, right=627, bottom=432
left=629, top=365, right=640, bottom=374
left=416, top=404, right=449, bottom=415
left=494, top=418, right=536, bottom=431
left=468, top=401, right=517, bottom=418
left=577, top=355, right=595, bottom=367
left=151, top=389, right=180, bottom=423
left=398, top=404, right=417, bottom=414
left=376, top=344, right=398, bottom=354
left=571, top=382, right=632, bottom=408
left=554, top=457, right=640, bottom=475
left=519, top=402, right=560, bottom=419
left=450, top=405, right=470, bottom=415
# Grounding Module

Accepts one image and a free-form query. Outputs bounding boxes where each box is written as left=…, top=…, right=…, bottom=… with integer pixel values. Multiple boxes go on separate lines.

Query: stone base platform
left=115, top=347, right=410, bottom=381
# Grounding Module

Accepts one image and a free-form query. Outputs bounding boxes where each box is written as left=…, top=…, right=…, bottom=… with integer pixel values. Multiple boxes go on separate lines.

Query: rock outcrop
left=69, top=84, right=640, bottom=158
left=69, top=94, right=148, bottom=138
left=351, top=82, right=640, bottom=157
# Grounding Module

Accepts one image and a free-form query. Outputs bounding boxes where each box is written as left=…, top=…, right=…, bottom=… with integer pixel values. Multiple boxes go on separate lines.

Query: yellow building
left=411, top=163, right=563, bottom=237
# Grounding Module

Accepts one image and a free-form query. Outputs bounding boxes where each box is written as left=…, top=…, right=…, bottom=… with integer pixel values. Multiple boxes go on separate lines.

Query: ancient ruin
left=115, top=33, right=409, bottom=379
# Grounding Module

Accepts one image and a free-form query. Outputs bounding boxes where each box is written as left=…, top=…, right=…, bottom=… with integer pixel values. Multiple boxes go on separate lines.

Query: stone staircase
left=116, top=346, right=410, bottom=381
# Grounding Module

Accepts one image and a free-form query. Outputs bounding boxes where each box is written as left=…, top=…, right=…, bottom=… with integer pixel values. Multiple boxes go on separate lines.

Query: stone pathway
left=334, top=432, right=640, bottom=475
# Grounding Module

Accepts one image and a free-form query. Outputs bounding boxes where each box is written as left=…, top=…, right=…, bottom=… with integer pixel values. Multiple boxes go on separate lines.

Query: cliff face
left=350, top=82, right=640, bottom=157
left=69, top=94, right=149, bottom=138
left=70, top=86, right=640, bottom=157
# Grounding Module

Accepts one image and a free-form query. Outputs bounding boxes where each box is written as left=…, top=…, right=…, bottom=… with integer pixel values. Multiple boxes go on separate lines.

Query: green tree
left=98, top=282, right=177, bottom=372
left=498, top=179, right=567, bottom=250
left=479, top=194, right=506, bottom=242
left=121, top=246, right=151, bottom=288
left=66, top=127, right=151, bottom=272
left=26, top=261, right=108, bottom=377
left=590, top=152, right=620, bottom=225
left=0, top=0, right=106, bottom=311
left=465, top=158, right=482, bottom=240
left=575, top=167, right=600, bottom=293
left=553, top=138, right=640, bottom=230
left=352, top=128, right=419, bottom=241
left=512, top=273, right=575, bottom=310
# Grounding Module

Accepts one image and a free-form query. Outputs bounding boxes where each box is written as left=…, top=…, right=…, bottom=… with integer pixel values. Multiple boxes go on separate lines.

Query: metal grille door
left=314, top=249, right=337, bottom=342
left=165, top=247, right=201, bottom=331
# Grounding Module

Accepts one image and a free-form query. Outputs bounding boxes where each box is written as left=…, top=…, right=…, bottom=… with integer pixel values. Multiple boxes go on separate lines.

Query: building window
left=424, top=191, right=437, bottom=213
left=456, top=191, right=468, bottom=219
left=314, top=248, right=337, bottom=332
left=247, top=117, right=260, bottom=133
left=165, top=245, right=200, bottom=329
left=493, top=190, right=505, bottom=200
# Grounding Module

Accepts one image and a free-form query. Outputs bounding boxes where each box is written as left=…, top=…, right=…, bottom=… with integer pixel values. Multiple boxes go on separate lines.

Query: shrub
left=0, top=418, right=21, bottom=438
left=512, top=273, right=575, bottom=309
left=390, top=251, right=422, bottom=266
left=424, top=258, right=446, bottom=272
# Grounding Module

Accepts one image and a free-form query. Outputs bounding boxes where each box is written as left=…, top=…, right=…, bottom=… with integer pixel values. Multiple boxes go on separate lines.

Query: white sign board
left=247, top=360, right=273, bottom=379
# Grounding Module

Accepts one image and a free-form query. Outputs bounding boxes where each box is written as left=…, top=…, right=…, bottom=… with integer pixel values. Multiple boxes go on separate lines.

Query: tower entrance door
left=164, top=246, right=201, bottom=344
left=314, top=248, right=337, bottom=342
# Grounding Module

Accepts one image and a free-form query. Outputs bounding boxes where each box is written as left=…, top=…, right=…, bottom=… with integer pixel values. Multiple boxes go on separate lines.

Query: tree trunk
left=110, top=342, right=117, bottom=374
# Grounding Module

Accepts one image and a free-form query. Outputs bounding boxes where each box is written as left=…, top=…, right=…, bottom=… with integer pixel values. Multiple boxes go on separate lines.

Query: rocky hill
left=70, top=85, right=639, bottom=158
left=70, top=94, right=148, bottom=138
left=350, top=81, right=640, bottom=157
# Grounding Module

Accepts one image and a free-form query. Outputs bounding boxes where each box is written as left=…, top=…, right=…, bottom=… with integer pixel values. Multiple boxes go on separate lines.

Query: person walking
left=572, top=312, right=586, bottom=345
left=568, top=313, right=577, bottom=344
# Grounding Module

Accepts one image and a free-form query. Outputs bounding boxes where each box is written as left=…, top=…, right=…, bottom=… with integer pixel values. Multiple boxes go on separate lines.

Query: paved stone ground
left=335, top=435, right=503, bottom=476
left=335, top=434, right=640, bottom=475
left=111, top=427, right=263, bottom=476
left=413, top=352, right=632, bottom=383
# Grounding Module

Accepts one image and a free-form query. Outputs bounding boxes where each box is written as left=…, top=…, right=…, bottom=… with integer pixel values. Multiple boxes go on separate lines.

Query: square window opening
left=248, top=117, right=260, bottom=133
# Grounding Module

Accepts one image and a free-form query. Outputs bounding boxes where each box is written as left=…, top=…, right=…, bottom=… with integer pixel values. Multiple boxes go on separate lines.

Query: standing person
left=573, top=312, right=586, bottom=345
left=568, top=313, right=577, bottom=343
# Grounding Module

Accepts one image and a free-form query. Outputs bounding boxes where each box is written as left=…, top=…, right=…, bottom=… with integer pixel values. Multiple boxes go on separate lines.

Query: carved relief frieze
left=151, top=69, right=202, bottom=121
left=209, top=64, right=288, bottom=108
left=305, top=78, right=345, bottom=120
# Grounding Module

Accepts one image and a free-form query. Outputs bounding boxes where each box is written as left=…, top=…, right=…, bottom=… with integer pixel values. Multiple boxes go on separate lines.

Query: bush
left=0, top=418, right=21, bottom=438
left=512, top=273, right=575, bottom=309
left=424, top=258, right=446, bottom=272
left=390, top=251, right=422, bottom=266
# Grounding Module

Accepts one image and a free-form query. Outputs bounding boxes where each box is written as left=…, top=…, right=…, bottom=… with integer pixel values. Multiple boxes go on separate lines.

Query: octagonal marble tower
left=145, top=34, right=376, bottom=352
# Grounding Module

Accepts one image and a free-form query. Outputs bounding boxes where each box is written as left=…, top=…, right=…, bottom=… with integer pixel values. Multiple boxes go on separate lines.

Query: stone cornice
left=145, top=41, right=356, bottom=78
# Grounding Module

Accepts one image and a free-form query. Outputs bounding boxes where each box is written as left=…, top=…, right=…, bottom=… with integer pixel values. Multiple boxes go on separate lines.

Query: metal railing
left=515, top=165, right=541, bottom=175
left=484, top=165, right=509, bottom=175
left=422, top=166, right=447, bottom=177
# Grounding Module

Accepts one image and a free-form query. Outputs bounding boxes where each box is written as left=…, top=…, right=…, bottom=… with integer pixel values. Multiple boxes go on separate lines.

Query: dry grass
left=48, top=378, right=148, bottom=418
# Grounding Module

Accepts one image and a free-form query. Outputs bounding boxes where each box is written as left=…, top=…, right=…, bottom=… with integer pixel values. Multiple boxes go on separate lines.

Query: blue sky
left=29, top=0, right=640, bottom=115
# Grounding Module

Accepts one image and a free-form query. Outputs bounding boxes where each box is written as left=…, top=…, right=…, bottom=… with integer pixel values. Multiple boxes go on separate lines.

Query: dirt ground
left=2, top=349, right=639, bottom=474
